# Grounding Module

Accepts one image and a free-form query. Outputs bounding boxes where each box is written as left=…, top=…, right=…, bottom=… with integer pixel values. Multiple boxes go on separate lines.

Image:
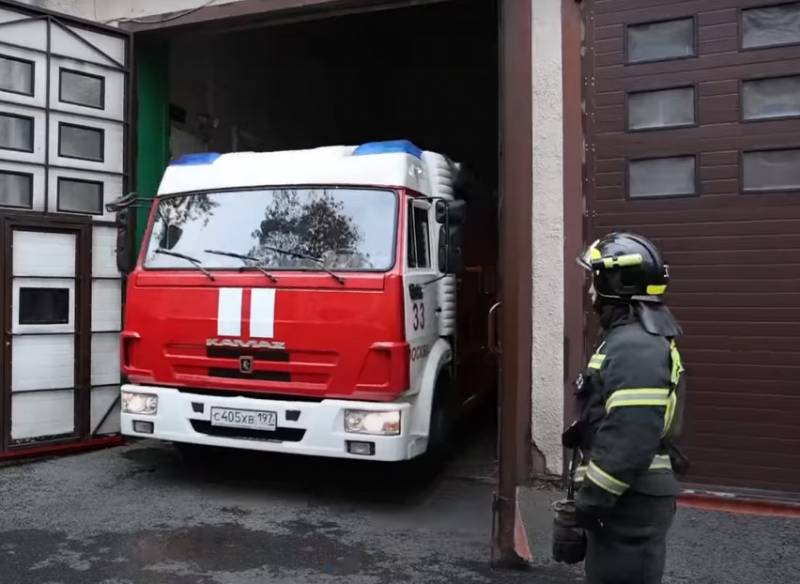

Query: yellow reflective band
left=586, top=461, right=629, bottom=496
left=670, top=341, right=684, bottom=387
left=602, top=254, right=643, bottom=269
left=590, top=246, right=602, bottom=260
left=576, top=456, right=671, bottom=486
left=664, top=392, right=678, bottom=435
left=605, top=388, right=671, bottom=412
left=650, top=454, right=672, bottom=471
left=588, top=354, right=606, bottom=370
left=647, top=284, right=667, bottom=295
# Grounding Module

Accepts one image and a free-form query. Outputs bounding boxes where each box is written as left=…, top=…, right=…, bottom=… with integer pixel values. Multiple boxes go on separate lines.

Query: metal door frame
left=1, top=212, right=92, bottom=451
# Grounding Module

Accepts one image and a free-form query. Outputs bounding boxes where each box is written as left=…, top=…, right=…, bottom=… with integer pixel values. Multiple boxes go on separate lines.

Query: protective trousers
left=585, top=492, right=676, bottom=584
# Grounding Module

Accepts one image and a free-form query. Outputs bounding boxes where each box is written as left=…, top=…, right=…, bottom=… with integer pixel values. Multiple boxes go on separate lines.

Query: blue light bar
left=353, top=140, right=423, bottom=159
left=170, top=152, right=221, bottom=166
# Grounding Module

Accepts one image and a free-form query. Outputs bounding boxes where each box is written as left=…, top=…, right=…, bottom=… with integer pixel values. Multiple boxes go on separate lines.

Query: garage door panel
left=688, top=364, right=799, bottom=382
left=594, top=0, right=705, bottom=22
left=687, top=419, right=799, bottom=440
left=672, top=264, right=800, bottom=281
left=593, top=204, right=800, bottom=225
left=681, top=459, right=800, bottom=489
left=595, top=52, right=800, bottom=90
left=681, top=321, right=800, bottom=338
left=594, top=123, right=800, bottom=150
left=10, top=390, right=75, bottom=441
left=652, top=234, right=800, bottom=252
left=680, top=335, right=800, bottom=353
left=686, top=446, right=800, bottom=470
left=691, top=434, right=800, bottom=453
left=690, top=390, right=800, bottom=408
left=665, top=250, right=800, bottom=266
left=11, top=334, right=75, bottom=392
left=612, top=219, right=800, bottom=239
left=685, top=474, right=799, bottom=493
left=669, top=292, right=800, bottom=308
left=691, top=404, right=799, bottom=425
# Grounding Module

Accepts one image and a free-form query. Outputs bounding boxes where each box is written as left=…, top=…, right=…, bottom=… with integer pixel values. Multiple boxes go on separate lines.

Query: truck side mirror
left=115, top=207, right=134, bottom=274
left=435, top=199, right=466, bottom=225
left=438, top=224, right=465, bottom=274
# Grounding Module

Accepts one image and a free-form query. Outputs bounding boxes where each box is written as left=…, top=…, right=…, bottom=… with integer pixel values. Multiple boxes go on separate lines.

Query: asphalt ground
left=0, top=415, right=797, bottom=584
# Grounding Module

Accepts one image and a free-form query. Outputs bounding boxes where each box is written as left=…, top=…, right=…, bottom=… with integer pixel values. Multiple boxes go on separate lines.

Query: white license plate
left=210, top=407, right=277, bottom=431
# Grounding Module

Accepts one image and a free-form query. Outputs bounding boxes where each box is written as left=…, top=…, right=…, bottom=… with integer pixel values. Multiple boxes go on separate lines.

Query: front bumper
left=120, top=384, right=428, bottom=461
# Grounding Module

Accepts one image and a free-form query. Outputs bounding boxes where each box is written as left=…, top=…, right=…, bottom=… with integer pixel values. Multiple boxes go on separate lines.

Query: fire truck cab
left=120, top=140, right=497, bottom=461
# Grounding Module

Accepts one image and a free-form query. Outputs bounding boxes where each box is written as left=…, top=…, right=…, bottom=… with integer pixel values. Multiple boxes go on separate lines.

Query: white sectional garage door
left=0, top=3, right=128, bottom=450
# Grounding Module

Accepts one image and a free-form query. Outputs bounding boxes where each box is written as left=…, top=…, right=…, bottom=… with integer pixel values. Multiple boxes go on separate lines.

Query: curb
left=679, top=490, right=800, bottom=519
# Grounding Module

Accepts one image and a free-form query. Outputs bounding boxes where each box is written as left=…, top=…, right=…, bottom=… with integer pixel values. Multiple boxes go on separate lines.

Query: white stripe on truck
left=250, top=288, right=276, bottom=338
left=217, top=288, right=243, bottom=336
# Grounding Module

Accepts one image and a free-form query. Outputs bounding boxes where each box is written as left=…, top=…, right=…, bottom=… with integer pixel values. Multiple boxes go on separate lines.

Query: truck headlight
left=122, top=391, right=158, bottom=415
left=344, top=410, right=401, bottom=436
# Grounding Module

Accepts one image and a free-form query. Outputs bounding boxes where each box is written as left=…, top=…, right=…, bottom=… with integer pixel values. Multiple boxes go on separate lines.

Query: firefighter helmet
left=578, top=233, right=669, bottom=301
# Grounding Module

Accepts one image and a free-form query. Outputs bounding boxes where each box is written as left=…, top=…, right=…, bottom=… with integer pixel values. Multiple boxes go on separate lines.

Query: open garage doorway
left=131, top=0, right=533, bottom=563
left=166, top=2, right=498, bottom=189
left=160, top=0, right=501, bottom=476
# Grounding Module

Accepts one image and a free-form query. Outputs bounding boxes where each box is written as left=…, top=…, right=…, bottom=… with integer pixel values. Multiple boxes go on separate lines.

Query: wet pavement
left=0, top=417, right=798, bottom=584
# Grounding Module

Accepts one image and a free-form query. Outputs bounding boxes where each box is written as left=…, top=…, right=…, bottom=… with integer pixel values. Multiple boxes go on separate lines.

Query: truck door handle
left=487, top=301, right=502, bottom=354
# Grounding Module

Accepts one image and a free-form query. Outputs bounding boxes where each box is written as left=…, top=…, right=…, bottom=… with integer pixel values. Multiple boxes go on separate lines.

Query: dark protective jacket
left=567, top=306, right=685, bottom=516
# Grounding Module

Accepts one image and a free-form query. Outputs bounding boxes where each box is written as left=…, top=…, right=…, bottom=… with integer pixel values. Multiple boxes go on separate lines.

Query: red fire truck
left=120, top=140, right=497, bottom=461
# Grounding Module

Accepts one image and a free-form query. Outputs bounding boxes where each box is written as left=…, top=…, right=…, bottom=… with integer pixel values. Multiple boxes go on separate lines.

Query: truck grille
left=208, top=368, right=291, bottom=382
left=190, top=420, right=305, bottom=442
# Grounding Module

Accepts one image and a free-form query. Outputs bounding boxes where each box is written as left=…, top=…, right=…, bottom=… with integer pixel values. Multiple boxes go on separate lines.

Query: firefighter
left=565, top=232, right=686, bottom=584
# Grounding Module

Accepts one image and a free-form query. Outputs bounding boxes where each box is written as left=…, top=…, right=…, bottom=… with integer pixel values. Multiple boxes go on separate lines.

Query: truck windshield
left=144, top=188, right=398, bottom=272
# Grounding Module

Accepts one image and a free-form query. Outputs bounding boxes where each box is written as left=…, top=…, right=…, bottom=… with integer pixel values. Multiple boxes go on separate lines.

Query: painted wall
left=23, top=0, right=568, bottom=478
left=531, top=0, right=565, bottom=476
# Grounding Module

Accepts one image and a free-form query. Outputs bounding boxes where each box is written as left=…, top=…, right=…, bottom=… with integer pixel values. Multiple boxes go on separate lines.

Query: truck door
left=404, top=199, right=438, bottom=393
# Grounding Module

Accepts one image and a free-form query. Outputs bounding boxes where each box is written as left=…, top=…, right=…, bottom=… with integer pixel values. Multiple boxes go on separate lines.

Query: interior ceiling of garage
left=167, top=0, right=499, bottom=187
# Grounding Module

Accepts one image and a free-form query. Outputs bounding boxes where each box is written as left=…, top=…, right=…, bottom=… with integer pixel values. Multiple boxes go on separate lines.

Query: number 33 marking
left=412, top=302, right=426, bottom=331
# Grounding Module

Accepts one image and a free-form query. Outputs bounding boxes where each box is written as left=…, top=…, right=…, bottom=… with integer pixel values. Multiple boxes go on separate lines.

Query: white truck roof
left=157, top=140, right=458, bottom=200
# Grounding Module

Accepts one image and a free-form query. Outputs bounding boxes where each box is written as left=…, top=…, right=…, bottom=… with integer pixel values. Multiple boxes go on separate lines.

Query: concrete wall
left=22, top=0, right=568, bottom=477
left=16, top=0, right=240, bottom=23
left=530, top=0, right=564, bottom=476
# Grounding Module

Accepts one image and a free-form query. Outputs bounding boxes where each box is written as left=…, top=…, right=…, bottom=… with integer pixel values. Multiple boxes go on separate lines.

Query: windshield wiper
left=260, top=244, right=345, bottom=285
left=154, top=249, right=215, bottom=281
left=204, top=249, right=278, bottom=283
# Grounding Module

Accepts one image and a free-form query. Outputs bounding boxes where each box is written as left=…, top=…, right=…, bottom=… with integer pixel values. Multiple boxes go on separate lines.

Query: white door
left=6, top=227, right=79, bottom=444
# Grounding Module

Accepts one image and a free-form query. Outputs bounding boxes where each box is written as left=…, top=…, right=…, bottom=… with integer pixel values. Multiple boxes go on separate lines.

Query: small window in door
left=0, top=54, right=34, bottom=96
left=407, top=203, right=431, bottom=269
left=0, top=112, right=34, bottom=152
left=742, top=2, right=800, bottom=49
left=59, top=69, right=104, bottom=109
left=19, top=288, right=70, bottom=325
left=58, top=177, right=103, bottom=214
left=0, top=170, right=33, bottom=209
left=58, top=122, right=103, bottom=161
left=626, top=18, right=695, bottom=64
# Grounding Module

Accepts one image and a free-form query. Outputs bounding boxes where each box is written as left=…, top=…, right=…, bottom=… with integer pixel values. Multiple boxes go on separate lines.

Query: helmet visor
left=577, top=239, right=600, bottom=271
